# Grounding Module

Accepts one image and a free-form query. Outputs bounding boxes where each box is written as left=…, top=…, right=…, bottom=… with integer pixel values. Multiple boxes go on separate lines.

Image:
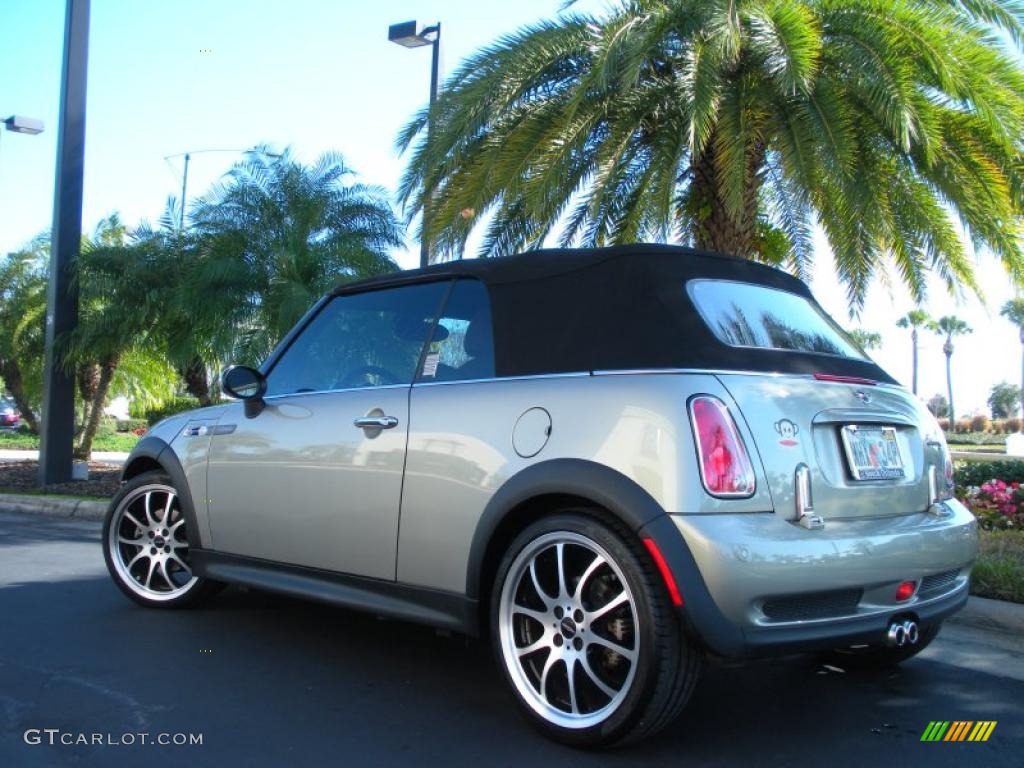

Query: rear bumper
left=639, top=500, right=978, bottom=658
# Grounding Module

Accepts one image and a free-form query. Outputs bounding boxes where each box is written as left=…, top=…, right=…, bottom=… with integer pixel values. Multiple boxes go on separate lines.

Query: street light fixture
left=388, top=19, right=441, bottom=269
left=3, top=115, right=45, bottom=135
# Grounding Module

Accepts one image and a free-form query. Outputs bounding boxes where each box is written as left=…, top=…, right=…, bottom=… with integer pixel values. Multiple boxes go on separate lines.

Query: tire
left=103, top=470, right=222, bottom=609
left=822, top=622, right=941, bottom=669
left=490, top=510, right=702, bottom=748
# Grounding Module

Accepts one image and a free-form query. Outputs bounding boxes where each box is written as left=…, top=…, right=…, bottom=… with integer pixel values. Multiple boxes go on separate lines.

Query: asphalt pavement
left=1, top=511, right=1020, bottom=767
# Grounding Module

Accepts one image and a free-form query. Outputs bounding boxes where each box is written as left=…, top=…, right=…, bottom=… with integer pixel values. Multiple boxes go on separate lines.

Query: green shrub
left=115, top=418, right=148, bottom=433
left=971, top=530, right=1024, bottom=604
left=945, top=431, right=1007, bottom=446
left=955, top=459, right=1024, bottom=488
left=144, top=397, right=202, bottom=426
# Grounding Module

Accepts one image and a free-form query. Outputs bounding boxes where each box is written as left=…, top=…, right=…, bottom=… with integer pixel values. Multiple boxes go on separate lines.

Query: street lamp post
left=388, top=19, right=441, bottom=269
left=165, top=148, right=281, bottom=230
left=40, top=0, right=90, bottom=487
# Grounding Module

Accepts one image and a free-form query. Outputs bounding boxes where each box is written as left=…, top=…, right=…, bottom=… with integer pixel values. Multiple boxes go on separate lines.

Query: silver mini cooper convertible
left=104, top=245, right=977, bottom=747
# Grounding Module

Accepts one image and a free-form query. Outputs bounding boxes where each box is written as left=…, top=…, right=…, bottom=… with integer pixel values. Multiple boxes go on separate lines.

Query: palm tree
left=896, top=309, right=933, bottom=395
left=1000, top=298, right=1024, bottom=429
left=65, top=216, right=169, bottom=459
left=847, top=329, right=882, bottom=353
left=929, top=315, right=972, bottom=425
left=0, top=239, right=47, bottom=432
left=398, top=0, right=1024, bottom=306
left=190, top=148, right=404, bottom=364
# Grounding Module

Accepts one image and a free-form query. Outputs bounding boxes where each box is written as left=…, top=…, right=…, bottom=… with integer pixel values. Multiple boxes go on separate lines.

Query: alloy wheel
left=107, top=484, right=197, bottom=601
left=498, top=531, right=639, bottom=729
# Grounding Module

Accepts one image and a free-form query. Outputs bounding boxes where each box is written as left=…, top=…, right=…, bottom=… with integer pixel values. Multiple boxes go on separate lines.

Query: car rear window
left=687, top=280, right=865, bottom=359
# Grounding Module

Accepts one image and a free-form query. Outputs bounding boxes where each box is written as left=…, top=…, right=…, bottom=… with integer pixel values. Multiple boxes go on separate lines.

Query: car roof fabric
left=332, top=244, right=895, bottom=383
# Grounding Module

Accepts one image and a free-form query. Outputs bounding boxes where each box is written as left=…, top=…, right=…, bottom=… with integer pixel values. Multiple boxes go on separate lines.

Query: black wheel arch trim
left=466, top=458, right=670, bottom=599
left=120, top=436, right=201, bottom=550
left=636, top=514, right=747, bottom=657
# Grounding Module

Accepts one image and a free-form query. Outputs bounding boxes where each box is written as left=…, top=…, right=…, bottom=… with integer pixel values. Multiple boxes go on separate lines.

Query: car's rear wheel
left=822, top=622, right=941, bottom=669
left=491, top=511, right=701, bottom=747
left=103, top=471, right=220, bottom=608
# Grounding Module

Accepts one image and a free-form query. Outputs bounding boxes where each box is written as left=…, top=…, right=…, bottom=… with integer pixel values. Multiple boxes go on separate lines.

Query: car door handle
left=353, top=415, right=399, bottom=430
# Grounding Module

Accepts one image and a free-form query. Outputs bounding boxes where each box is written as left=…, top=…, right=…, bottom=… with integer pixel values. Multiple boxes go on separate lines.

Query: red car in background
left=0, top=398, right=21, bottom=429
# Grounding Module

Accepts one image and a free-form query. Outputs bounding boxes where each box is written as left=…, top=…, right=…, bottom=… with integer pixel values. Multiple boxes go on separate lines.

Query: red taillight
left=813, top=373, right=877, bottom=385
left=688, top=396, right=756, bottom=498
left=942, top=452, right=955, bottom=499
left=895, top=581, right=916, bottom=602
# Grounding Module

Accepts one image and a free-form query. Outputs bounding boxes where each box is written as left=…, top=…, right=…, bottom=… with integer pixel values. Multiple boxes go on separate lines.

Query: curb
left=0, top=492, right=107, bottom=522
left=948, top=595, right=1024, bottom=636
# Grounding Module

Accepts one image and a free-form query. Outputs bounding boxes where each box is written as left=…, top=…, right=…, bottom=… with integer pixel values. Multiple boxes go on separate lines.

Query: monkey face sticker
left=775, top=419, right=800, bottom=447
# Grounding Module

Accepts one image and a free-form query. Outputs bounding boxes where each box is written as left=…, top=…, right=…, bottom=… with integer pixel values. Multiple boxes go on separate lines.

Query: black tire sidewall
left=103, top=470, right=212, bottom=609
left=489, top=511, right=670, bottom=747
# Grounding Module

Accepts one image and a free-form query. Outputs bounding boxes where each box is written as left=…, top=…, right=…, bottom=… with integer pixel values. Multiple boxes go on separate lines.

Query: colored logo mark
left=921, top=721, right=997, bottom=742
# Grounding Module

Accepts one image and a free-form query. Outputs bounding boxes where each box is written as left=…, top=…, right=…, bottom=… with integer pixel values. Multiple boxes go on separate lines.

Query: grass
left=0, top=490, right=109, bottom=502
left=971, top=529, right=1024, bottom=604
left=0, top=429, right=139, bottom=453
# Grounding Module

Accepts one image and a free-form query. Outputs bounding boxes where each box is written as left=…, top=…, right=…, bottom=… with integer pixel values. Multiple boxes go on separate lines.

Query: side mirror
left=222, top=365, right=266, bottom=401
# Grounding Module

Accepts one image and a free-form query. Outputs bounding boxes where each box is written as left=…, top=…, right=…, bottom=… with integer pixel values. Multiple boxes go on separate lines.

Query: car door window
left=418, top=279, right=495, bottom=382
left=265, top=281, right=449, bottom=397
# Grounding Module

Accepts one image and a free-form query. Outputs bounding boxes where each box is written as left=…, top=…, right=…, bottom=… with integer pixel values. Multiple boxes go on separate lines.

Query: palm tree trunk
left=689, top=138, right=764, bottom=258
left=1019, top=331, right=1024, bottom=431
left=945, top=345, right=955, bottom=426
left=74, top=355, right=119, bottom=461
left=179, top=358, right=212, bottom=406
left=911, top=328, right=919, bottom=395
left=76, top=363, right=100, bottom=438
left=0, top=358, right=39, bottom=433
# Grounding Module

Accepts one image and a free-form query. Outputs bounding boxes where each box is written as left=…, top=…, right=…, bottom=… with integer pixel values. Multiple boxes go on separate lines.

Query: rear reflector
left=688, top=395, right=756, bottom=497
left=895, top=581, right=916, bottom=602
left=813, top=373, right=877, bottom=385
left=642, top=538, right=683, bottom=606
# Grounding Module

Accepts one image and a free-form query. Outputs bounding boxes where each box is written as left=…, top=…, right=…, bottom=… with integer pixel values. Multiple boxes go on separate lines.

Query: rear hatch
left=720, top=374, right=940, bottom=520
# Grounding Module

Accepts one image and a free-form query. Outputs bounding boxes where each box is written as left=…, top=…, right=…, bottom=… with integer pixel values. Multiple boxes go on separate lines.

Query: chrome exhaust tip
left=903, top=620, right=919, bottom=645
left=886, top=622, right=906, bottom=647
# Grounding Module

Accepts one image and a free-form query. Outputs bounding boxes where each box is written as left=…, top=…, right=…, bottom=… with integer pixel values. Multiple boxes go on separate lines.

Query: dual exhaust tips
left=886, top=619, right=920, bottom=647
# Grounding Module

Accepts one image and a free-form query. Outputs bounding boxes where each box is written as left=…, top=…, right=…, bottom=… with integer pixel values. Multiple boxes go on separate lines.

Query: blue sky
left=0, top=0, right=1017, bottom=414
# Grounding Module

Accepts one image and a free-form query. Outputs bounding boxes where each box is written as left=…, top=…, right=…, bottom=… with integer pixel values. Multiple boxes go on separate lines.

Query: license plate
left=840, top=425, right=905, bottom=481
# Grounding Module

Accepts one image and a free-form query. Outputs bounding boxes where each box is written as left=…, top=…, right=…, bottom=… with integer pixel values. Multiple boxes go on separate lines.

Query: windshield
left=687, top=280, right=865, bottom=359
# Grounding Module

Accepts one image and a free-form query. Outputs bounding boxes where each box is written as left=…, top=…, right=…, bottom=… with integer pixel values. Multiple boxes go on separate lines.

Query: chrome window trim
left=592, top=367, right=801, bottom=379
left=412, top=371, right=591, bottom=388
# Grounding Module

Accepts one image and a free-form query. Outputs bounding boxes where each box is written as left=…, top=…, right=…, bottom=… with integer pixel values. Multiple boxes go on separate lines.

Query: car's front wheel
left=103, top=471, right=220, bottom=608
left=491, top=511, right=701, bottom=747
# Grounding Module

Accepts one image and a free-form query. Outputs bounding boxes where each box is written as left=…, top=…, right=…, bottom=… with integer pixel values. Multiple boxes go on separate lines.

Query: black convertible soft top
left=333, top=244, right=896, bottom=384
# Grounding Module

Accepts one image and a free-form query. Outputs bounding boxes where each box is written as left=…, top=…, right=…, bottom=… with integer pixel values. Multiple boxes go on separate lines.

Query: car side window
left=264, top=282, right=448, bottom=397
left=418, top=279, right=495, bottom=383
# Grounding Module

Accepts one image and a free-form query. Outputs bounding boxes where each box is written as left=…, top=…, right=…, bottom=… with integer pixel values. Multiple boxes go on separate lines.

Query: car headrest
left=464, top=316, right=491, bottom=358
left=394, top=316, right=449, bottom=343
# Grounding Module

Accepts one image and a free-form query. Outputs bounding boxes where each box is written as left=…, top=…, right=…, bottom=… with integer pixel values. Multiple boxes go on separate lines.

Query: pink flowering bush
left=961, top=479, right=1024, bottom=530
